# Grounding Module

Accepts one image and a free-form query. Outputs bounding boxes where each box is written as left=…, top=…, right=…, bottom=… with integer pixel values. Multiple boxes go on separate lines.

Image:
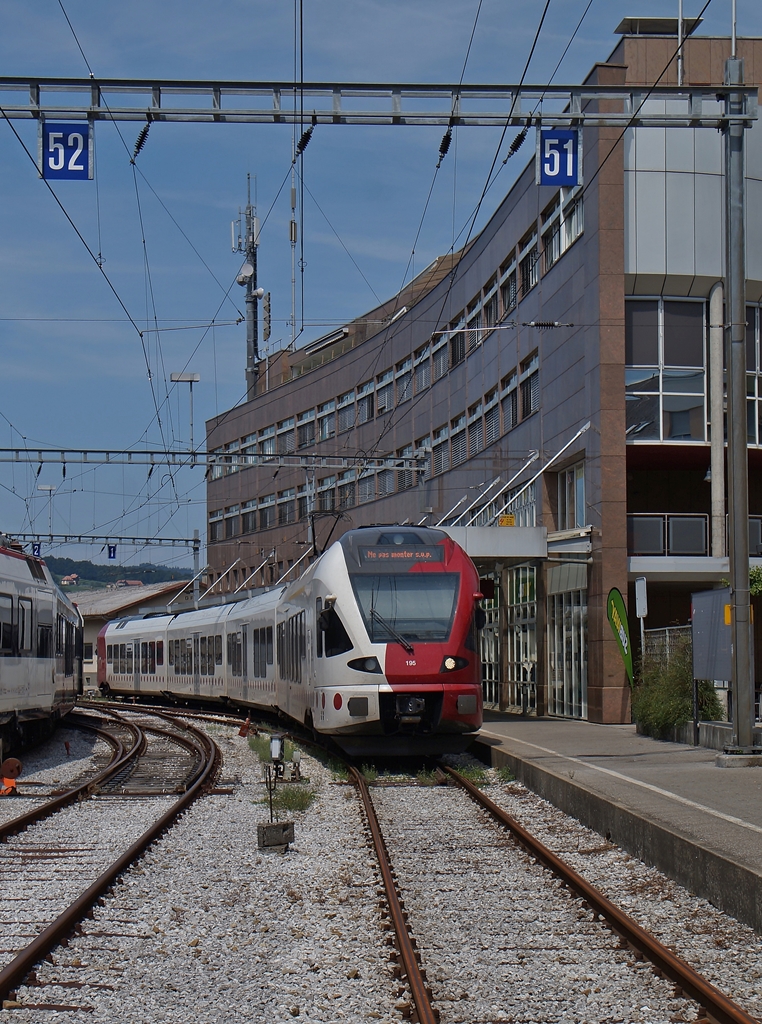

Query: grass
left=456, top=763, right=488, bottom=786
left=270, top=785, right=316, bottom=813
left=248, top=733, right=296, bottom=763
left=360, top=763, right=378, bottom=783
left=416, top=768, right=439, bottom=787
left=495, top=764, right=515, bottom=783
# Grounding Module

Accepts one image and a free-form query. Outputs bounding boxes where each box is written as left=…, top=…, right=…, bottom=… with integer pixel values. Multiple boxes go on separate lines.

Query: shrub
left=632, top=634, right=725, bottom=739
left=495, top=764, right=515, bottom=783
left=416, top=769, right=438, bottom=786
left=360, top=763, right=378, bottom=783
left=271, top=785, right=316, bottom=813
left=456, top=763, right=487, bottom=786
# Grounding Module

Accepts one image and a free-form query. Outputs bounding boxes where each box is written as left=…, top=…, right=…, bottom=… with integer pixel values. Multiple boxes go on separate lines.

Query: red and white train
left=0, top=542, right=83, bottom=754
left=99, top=526, right=484, bottom=756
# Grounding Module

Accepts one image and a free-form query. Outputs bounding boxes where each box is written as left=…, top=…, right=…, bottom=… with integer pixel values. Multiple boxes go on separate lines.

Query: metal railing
left=627, top=514, right=708, bottom=556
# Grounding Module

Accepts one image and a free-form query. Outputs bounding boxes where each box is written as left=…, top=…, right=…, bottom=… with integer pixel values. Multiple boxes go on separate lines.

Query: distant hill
left=44, top=557, right=192, bottom=589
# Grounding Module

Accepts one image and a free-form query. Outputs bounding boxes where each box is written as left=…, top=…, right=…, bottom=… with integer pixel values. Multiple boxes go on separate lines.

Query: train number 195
left=40, top=122, right=92, bottom=181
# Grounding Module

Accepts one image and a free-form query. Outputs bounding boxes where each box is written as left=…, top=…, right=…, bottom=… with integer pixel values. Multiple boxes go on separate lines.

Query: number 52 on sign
left=38, top=121, right=93, bottom=180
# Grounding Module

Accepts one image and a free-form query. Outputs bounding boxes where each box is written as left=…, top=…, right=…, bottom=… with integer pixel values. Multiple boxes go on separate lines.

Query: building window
left=377, top=469, right=394, bottom=496
left=520, top=354, right=539, bottom=419
left=466, top=298, right=480, bottom=352
left=337, top=471, right=355, bottom=509
left=223, top=441, right=239, bottom=475
left=209, top=510, right=223, bottom=543
left=259, top=495, right=275, bottom=530
left=483, top=281, right=498, bottom=331
left=277, top=418, right=295, bottom=454
left=451, top=415, right=467, bottom=466
left=396, top=358, right=412, bottom=404
left=432, top=338, right=448, bottom=381
left=337, top=391, right=355, bottom=432
left=500, top=263, right=517, bottom=314
left=542, top=196, right=562, bottom=272
left=318, top=476, right=335, bottom=511
left=397, top=444, right=414, bottom=491
left=224, top=506, right=239, bottom=539
left=450, top=327, right=466, bottom=367
left=414, top=344, right=430, bottom=392
left=376, top=371, right=394, bottom=413
left=501, top=372, right=518, bottom=432
left=358, top=473, right=375, bottom=503
left=241, top=500, right=257, bottom=534
left=432, top=425, right=449, bottom=475
left=297, top=411, right=316, bottom=449
left=259, top=426, right=275, bottom=458
left=625, top=298, right=707, bottom=442
left=558, top=462, right=585, bottom=530
left=485, top=389, right=499, bottom=445
left=278, top=489, right=296, bottom=525
left=518, top=230, right=539, bottom=297
left=317, top=400, right=335, bottom=441
left=357, top=382, right=374, bottom=424
left=468, top=401, right=483, bottom=457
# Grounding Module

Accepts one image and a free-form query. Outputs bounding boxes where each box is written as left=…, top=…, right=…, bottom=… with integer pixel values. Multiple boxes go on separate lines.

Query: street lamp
left=38, top=484, right=56, bottom=537
left=170, top=373, right=201, bottom=453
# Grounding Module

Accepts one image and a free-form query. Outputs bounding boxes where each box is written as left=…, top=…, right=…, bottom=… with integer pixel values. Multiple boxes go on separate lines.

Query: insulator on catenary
left=131, top=123, right=151, bottom=163
left=295, top=116, right=318, bottom=160
left=504, top=118, right=531, bottom=163
left=436, top=127, right=452, bottom=167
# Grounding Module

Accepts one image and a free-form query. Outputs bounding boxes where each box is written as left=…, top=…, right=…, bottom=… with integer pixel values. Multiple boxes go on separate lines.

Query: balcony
left=627, top=514, right=708, bottom=557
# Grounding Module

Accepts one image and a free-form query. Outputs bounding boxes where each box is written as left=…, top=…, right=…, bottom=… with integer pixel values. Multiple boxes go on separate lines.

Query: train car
left=0, top=543, right=83, bottom=755
left=99, top=526, right=484, bottom=756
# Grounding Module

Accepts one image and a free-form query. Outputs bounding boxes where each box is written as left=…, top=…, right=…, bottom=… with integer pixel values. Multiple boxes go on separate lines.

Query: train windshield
left=351, top=573, right=460, bottom=643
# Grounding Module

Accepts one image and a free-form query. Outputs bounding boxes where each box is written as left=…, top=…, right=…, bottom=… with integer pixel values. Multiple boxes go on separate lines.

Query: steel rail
left=444, top=765, right=759, bottom=1024
left=348, top=765, right=437, bottom=1024
left=0, top=712, right=144, bottom=841
left=0, top=717, right=219, bottom=1003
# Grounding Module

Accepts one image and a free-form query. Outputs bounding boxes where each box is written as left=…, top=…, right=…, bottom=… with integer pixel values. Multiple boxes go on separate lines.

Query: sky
left=0, top=0, right=758, bottom=570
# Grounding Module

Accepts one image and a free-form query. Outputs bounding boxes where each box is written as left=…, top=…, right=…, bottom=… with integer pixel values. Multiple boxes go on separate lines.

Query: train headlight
left=440, top=656, right=469, bottom=672
left=347, top=656, right=383, bottom=674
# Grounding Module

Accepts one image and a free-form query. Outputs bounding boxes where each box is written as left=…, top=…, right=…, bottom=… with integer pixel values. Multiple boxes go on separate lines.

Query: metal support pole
left=724, top=56, right=754, bottom=751
left=192, top=529, right=200, bottom=609
left=709, top=282, right=725, bottom=557
left=245, top=177, right=260, bottom=401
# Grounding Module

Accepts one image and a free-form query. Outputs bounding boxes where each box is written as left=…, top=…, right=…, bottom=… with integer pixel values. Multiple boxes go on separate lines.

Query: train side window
left=215, top=634, right=222, bottom=665
left=141, top=642, right=148, bottom=674
left=193, top=636, right=199, bottom=675
left=38, top=624, right=53, bottom=659
left=266, top=626, right=273, bottom=665
left=84, top=642, right=93, bottom=661
left=18, top=598, right=33, bottom=653
left=156, top=641, right=164, bottom=666
left=200, top=636, right=207, bottom=675
left=319, top=606, right=353, bottom=657
left=126, top=644, right=134, bottom=674
left=300, top=611, right=306, bottom=659
left=149, top=641, right=156, bottom=673
left=0, top=594, right=13, bottom=652
left=107, top=644, right=113, bottom=662
left=315, top=598, right=323, bottom=657
left=119, top=643, right=126, bottom=674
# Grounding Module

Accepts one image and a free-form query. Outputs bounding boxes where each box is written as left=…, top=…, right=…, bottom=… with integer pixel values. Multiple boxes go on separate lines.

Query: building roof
left=71, top=580, right=190, bottom=619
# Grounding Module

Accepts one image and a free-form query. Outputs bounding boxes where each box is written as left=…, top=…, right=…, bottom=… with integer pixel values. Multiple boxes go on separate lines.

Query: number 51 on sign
left=38, top=121, right=93, bottom=180
left=536, top=128, right=582, bottom=187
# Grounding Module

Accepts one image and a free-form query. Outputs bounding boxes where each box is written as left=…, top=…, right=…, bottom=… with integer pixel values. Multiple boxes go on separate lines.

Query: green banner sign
left=607, top=587, right=633, bottom=686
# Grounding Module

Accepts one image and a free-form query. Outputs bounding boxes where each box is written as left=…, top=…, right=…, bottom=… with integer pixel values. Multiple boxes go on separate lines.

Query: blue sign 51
left=537, top=128, right=581, bottom=187
left=39, top=122, right=92, bottom=180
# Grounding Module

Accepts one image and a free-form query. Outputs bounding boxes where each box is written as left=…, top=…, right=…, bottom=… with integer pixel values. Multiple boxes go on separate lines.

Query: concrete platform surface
left=472, top=713, right=762, bottom=932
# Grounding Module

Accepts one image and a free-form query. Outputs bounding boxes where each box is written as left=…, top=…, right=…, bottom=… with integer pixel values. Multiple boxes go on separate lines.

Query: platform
left=471, top=713, right=762, bottom=933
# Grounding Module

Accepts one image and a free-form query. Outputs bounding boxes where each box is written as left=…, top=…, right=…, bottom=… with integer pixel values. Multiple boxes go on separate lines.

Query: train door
left=241, top=625, right=248, bottom=702
left=193, top=633, right=201, bottom=696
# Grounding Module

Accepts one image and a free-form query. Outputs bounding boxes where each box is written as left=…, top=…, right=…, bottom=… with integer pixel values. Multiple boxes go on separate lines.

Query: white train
left=99, top=526, right=484, bottom=756
left=0, top=542, right=83, bottom=755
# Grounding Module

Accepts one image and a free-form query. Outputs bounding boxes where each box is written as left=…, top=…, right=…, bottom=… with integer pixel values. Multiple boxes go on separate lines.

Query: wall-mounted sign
left=39, top=121, right=93, bottom=180
left=498, top=514, right=516, bottom=527
left=536, top=128, right=582, bottom=187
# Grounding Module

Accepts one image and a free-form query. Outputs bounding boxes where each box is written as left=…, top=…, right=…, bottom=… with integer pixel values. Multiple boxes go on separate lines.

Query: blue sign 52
left=537, top=128, right=581, bottom=187
left=39, top=122, right=92, bottom=180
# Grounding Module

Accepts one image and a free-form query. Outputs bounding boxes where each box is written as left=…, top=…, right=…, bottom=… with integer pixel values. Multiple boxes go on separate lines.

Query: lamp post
left=170, top=373, right=200, bottom=454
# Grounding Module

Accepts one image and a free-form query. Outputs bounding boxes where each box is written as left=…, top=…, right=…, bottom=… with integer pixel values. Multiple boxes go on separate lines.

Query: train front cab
left=310, top=528, right=483, bottom=755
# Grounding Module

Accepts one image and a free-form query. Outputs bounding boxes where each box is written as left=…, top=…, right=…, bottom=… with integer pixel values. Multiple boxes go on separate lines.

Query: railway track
left=353, top=764, right=760, bottom=1024
left=0, top=709, right=218, bottom=1005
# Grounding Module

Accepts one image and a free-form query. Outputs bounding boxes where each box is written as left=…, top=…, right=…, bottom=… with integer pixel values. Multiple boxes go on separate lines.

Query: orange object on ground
left=0, top=757, right=22, bottom=795
left=238, top=716, right=251, bottom=737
